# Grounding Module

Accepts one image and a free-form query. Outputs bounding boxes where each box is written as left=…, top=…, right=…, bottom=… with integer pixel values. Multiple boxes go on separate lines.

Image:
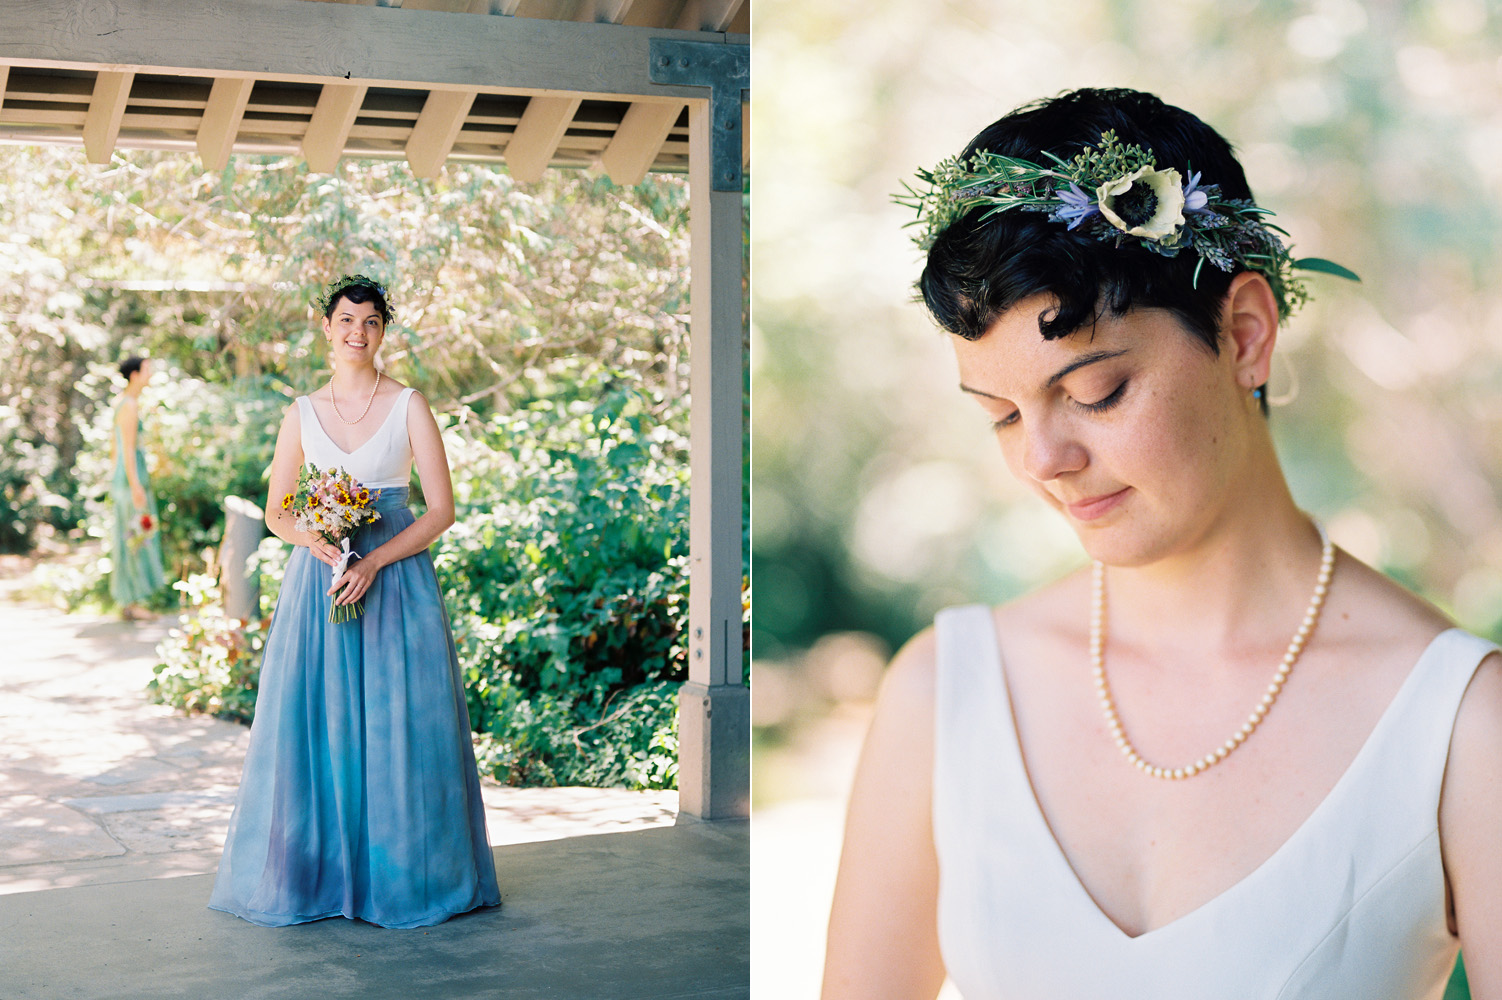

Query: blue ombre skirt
left=209, top=489, right=500, bottom=928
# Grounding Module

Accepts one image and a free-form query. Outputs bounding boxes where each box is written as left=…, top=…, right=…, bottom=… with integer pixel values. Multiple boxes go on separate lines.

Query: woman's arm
left=264, top=403, right=341, bottom=565
left=117, top=398, right=146, bottom=508
left=1441, top=652, right=1502, bottom=999
left=822, top=628, right=947, bottom=1000
left=328, top=391, right=455, bottom=606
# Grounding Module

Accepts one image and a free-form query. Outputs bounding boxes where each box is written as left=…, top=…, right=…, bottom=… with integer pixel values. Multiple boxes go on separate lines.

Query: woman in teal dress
left=110, top=356, right=165, bottom=619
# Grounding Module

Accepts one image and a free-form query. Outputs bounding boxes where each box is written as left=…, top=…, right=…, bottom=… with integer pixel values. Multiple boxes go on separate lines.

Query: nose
left=1019, top=416, right=1086, bottom=483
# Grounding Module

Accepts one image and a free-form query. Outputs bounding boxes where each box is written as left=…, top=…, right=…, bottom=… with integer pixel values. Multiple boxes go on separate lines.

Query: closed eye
left=1075, top=380, right=1128, bottom=414
left=991, top=410, right=1019, bottom=431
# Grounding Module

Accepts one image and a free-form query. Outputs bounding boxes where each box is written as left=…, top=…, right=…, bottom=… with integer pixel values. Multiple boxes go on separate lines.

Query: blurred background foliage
left=751, top=1, right=1502, bottom=992
left=0, top=143, right=747, bottom=790
left=752, top=0, right=1502, bottom=739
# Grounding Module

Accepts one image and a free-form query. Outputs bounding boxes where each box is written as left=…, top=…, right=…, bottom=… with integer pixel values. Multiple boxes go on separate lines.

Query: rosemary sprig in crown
left=896, top=130, right=1358, bottom=319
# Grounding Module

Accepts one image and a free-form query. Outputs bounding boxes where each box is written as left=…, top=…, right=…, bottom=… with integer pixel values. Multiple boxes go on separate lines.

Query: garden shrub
left=437, top=369, right=690, bottom=787
left=147, top=536, right=285, bottom=721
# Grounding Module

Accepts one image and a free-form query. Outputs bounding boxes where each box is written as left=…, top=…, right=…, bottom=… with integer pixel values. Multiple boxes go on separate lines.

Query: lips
left=1064, top=486, right=1130, bottom=521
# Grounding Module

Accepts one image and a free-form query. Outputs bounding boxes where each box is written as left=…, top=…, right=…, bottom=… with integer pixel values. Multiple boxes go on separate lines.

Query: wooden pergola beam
left=0, top=65, right=9, bottom=113
left=302, top=83, right=368, bottom=173
left=0, top=0, right=723, bottom=102
left=196, top=77, right=254, bottom=171
left=505, top=95, right=581, bottom=183
left=83, top=70, right=132, bottom=164
left=406, top=88, right=478, bottom=179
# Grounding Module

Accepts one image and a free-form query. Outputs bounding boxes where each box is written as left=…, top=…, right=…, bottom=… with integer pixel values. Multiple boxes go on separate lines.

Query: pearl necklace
left=328, top=370, right=381, bottom=425
left=1090, top=523, right=1335, bottom=780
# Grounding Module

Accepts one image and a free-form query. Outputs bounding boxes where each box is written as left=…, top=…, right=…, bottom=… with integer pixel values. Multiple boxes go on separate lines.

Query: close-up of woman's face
left=951, top=295, right=1257, bottom=568
left=322, top=297, right=386, bottom=363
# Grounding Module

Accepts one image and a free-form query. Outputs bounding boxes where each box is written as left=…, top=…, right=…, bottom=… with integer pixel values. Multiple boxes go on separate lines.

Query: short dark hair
left=323, top=276, right=392, bottom=325
left=119, top=356, right=147, bottom=380
left=919, top=88, right=1253, bottom=354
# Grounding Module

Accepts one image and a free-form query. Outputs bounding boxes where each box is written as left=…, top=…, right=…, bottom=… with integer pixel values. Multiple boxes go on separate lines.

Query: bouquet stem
left=330, top=598, right=365, bottom=624
left=327, top=537, right=365, bottom=624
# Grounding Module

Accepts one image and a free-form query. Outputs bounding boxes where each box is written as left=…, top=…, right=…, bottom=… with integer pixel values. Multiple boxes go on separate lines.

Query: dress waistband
left=368, top=487, right=410, bottom=512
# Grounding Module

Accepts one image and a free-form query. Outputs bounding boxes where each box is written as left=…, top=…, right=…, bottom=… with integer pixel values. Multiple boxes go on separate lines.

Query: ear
left=1221, top=271, right=1279, bottom=391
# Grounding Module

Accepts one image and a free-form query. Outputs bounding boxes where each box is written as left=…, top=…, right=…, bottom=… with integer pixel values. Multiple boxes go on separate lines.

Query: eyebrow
left=959, top=348, right=1130, bottom=399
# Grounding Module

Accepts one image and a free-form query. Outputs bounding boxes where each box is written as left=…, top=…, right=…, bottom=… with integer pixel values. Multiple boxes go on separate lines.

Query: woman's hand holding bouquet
left=282, top=464, right=382, bottom=623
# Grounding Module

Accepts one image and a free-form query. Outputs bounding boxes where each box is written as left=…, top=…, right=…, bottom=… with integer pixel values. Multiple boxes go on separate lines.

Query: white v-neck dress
left=933, top=605, right=1495, bottom=999
left=296, top=388, right=416, bottom=488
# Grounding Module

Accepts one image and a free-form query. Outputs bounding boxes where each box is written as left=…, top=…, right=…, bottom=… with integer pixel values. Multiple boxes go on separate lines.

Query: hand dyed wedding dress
left=210, top=387, right=500, bottom=928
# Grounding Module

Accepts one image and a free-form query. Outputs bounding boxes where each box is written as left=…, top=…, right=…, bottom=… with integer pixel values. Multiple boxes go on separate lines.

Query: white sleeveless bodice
left=296, top=388, right=415, bottom=489
left=933, top=605, right=1495, bottom=1000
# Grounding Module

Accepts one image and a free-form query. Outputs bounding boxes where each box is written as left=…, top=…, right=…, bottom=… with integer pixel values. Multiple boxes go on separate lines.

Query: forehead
left=951, top=296, right=1186, bottom=397
left=952, top=297, right=1107, bottom=386
left=331, top=298, right=382, bottom=319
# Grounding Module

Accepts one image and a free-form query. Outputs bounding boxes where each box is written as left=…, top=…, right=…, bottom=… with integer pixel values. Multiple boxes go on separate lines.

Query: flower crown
left=321, top=274, right=389, bottom=314
left=896, top=130, right=1357, bottom=320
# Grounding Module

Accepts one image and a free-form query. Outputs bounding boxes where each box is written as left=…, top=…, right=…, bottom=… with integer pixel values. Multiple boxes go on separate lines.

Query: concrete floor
left=2, top=820, right=748, bottom=1000
left=0, top=596, right=748, bottom=999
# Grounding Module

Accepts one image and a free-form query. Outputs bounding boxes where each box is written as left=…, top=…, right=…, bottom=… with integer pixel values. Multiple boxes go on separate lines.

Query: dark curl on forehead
left=919, top=88, right=1253, bottom=354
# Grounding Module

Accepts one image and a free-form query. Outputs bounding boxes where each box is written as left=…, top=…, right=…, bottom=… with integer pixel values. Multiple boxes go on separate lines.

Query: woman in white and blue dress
left=822, top=90, right=1502, bottom=997
left=210, top=275, right=500, bottom=928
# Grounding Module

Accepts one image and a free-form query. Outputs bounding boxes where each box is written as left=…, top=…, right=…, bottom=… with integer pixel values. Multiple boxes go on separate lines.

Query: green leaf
left=1293, top=257, right=1361, bottom=282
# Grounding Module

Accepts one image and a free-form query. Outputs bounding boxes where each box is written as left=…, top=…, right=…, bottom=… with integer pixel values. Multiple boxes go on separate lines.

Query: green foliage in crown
left=896, top=130, right=1359, bottom=320
left=321, top=273, right=389, bottom=314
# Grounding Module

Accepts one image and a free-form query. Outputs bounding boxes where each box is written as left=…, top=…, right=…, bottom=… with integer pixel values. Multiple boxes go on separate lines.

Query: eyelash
left=1075, top=380, right=1129, bottom=414
left=989, top=380, right=1129, bottom=430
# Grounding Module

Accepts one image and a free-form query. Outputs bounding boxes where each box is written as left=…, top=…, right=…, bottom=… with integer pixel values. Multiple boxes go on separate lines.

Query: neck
left=329, top=365, right=379, bottom=393
left=1101, top=439, right=1322, bottom=658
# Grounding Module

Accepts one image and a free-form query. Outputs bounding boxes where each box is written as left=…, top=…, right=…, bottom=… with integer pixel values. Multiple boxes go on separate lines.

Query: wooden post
left=219, top=496, right=264, bottom=622
left=678, top=94, right=747, bottom=820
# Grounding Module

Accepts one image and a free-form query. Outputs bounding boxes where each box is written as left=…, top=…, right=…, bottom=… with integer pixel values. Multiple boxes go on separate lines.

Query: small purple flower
left=1182, top=171, right=1209, bottom=213
left=1055, top=181, right=1099, bottom=229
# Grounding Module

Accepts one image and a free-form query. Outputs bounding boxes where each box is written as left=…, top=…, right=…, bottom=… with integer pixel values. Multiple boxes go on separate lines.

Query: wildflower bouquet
left=126, top=511, right=156, bottom=553
left=282, top=464, right=382, bottom=623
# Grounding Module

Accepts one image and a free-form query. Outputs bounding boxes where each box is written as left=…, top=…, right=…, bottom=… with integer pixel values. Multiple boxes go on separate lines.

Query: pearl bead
left=1090, top=523, right=1332, bottom=781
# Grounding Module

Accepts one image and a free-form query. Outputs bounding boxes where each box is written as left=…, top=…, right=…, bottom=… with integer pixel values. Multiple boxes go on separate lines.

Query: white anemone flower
left=1096, top=165, right=1185, bottom=241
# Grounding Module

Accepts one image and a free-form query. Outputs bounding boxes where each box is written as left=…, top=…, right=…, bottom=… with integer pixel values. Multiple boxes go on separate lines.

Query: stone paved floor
left=0, top=563, right=745, bottom=1000
left=0, top=598, right=678, bottom=894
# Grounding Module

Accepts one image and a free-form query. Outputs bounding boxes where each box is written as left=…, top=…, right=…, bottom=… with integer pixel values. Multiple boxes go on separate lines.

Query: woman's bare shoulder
left=1323, top=549, right=1453, bottom=655
left=880, top=625, right=939, bottom=709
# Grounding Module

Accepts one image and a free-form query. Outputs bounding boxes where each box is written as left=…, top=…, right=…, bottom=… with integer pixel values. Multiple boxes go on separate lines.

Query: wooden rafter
left=196, top=76, right=254, bottom=171
left=677, top=0, right=744, bottom=31
left=589, top=0, right=634, bottom=23
left=505, top=95, right=581, bottom=183
left=405, top=87, right=478, bottom=178
left=302, top=82, right=368, bottom=173
left=601, top=101, right=680, bottom=186
left=83, top=70, right=133, bottom=164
